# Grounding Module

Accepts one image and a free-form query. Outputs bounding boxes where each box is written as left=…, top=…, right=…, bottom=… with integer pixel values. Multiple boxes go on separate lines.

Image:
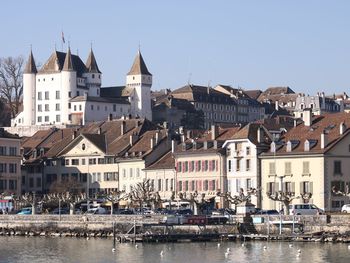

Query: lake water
left=0, top=237, right=349, bottom=263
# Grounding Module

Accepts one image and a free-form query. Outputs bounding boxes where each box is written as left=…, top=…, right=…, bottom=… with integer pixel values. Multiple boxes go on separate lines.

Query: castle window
left=55, top=104, right=60, bottom=111
left=56, top=115, right=60, bottom=122
left=68, top=103, right=71, bottom=109
left=113, top=104, right=116, bottom=112
left=44, top=116, right=49, bottom=122
left=45, top=91, right=49, bottom=100
left=98, top=74, right=101, bottom=79
left=38, top=92, right=42, bottom=100
left=74, top=105, right=77, bottom=111
left=97, top=105, right=100, bottom=110
left=38, top=105, right=42, bottom=112
left=56, top=91, right=60, bottom=99
left=97, top=89, right=99, bottom=95
left=79, top=105, right=82, bottom=111
left=37, top=116, right=42, bottom=122
left=92, top=74, right=95, bottom=79
left=68, top=92, right=71, bottom=98
left=45, top=104, right=49, bottom=111
left=91, top=105, right=94, bottom=110
left=51, top=78, right=54, bottom=81
left=133, top=76, right=135, bottom=80
left=77, top=91, right=80, bottom=96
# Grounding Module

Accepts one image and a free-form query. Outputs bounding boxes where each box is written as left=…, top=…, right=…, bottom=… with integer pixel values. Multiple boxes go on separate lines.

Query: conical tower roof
left=24, top=50, right=37, bottom=74
left=127, top=50, right=152, bottom=76
left=62, top=46, right=74, bottom=71
left=85, top=48, right=101, bottom=73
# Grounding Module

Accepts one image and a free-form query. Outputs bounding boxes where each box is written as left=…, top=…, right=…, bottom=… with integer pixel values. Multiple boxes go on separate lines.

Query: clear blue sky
left=2, top=1, right=350, bottom=94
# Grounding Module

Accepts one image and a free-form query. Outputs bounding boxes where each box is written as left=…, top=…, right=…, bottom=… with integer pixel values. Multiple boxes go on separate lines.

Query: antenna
left=187, top=73, right=192, bottom=85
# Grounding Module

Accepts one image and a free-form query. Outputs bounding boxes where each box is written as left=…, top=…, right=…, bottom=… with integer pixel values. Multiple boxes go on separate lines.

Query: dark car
left=115, top=209, right=134, bottom=215
left=50, top=207, right=70, bottom=214
left=255, top=209, right=279, bottom=215
left=174, top=209, right=193, bottom=215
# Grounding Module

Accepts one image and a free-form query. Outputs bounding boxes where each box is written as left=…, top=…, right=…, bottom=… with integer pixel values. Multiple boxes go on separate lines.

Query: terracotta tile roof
left=144, top=151, right=174, bottom=170
left=263, top=112, right=350, bottom=155
left=244, top=90, right=262, bottom=100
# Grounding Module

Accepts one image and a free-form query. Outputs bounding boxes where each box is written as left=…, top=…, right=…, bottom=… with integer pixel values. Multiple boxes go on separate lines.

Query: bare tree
left=217, top=188, right=258, bottom=210
left=128, top=179, right=162, bottom=212
left=266, top=191, right=298, bottom=215
left=178, top=191, right=212, bottom=215
left=332, top=185, right=350, bottom=197
left=105, top=190, right=128, bottom=215
left=0, top=56, right=24, bottom=118
left=49, top=178, right=83, bottom=195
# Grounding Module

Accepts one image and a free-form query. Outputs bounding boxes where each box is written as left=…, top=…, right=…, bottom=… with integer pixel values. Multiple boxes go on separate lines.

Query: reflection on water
left=0, top=237, right=349, bottom=263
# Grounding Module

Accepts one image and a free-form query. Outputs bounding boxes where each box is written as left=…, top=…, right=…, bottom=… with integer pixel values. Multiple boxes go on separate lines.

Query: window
left=177, top=162, right=182, bottom=172
left=334, top=161, right=342, bottom=175
left=246, top=159, right=250, bottom=171
left=56, top=91, right=60, bottom=99
left=91, top=105, right=94, bottom=110
left=36, top=178, right=41, bottom=187
left=191, top=161, right=195, bottom=172
left=9, top=163, right=17, bottom=173
left=269, top=162, right=276, bottom=175
left=74, top=105, right=77, bottom=111
left=246, top=178, right=252, bottom=189
left=38, top=104, right=42, bottom=112
left=113, top=104, right=117, bottom=112
left=71, top=159, right=79, bottom=165
left=37, top=116, right=42, bottom=122
left=203, top=180, right=209, bottom=191
left=45, top=116, right=49, bottom=122
left=211, top=160, right=216, bottom=171
left=89, top=158, right=96, bottom=165
left=236, top=159, right=240, bottom=171
left=29, top=178, right=34, bottom=188
left=301, top=181, right=313, bottom=193
left=79, top=105, right=82, bottom=111
left=65, top=159, right=70, bottom=166
left=9, top=147, right=17, bottom=156
left=55, top=104, right=60, bottom=111
left=331, top=181, right=346, bottom=193
left=68, top=91, right=72, bottom=98
left=302, top=161, right=310, bottom=175
left=228, top=160, right=232, bottom=172
left=204, top=160, right=209, bottom=171
left=98, top=158, right=105, bottom=164
left=92, top=74, right=95, bottom=79
left=136, top=168, right=140, bottom=177
left=82, top=159, right=86, bottom=165
left=184, top=161, right=189, bottom=172
left=266, top=182, right=277, bottom=194
left=0, top=163, right=7, bottom=173
left=68, top=103, right=71, bottom=109
left=38, top=92, right=42, bottom=100
left=56, top=115, right=60, bottom=122
left=77, top=91, right=80, bottom=96
left=285, top=162, right=292, bottom=175
left=45, top=104, right=49, bottom=111
left=129, top=168, right=133, bottom=178
left=45, top=91, right=49, bottom=100
left=246, top=147, right=250, bottom=155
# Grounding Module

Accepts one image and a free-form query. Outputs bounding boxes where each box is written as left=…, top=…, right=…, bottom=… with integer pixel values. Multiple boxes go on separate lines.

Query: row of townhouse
left=0, top=128, right=21, bottom=195
left=17, top=110, right=350, bottom=212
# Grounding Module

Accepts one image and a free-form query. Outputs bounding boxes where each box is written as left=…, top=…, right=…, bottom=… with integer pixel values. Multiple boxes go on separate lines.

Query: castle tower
left=126, top=50, right=152, bottom=120
left=83, top=48, right=102, bottom=97
left=23, top=50, right=37, bottom=126
left=61, top=46, right=77, bottom=124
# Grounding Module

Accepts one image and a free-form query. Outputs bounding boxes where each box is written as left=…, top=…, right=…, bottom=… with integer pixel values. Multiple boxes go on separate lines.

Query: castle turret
left=23, top=50, right=37, bottom=126
left=83, top=48, right=101, bottom=97
left=61, top=46, right=77, bottom=124
left=126, top=50, right=152, bottom=120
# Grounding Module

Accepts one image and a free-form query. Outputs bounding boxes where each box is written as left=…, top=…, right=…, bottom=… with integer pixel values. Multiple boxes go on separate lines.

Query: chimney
left=203, top=141, right=208, bottom=150
left=171, top=140, right=175, bottom=153
left=155, top=130, right=159, bottom=145
left=72, top=130, right=77, bottom=139
left=257, top=126, right=263, bottom=143
left=302, top=108, right=312, bottom=126
left=213, top=140, right=218, bottom=149
left=130, top=134, right=137, bottom=146
left=186, top=130, right=192, bottom=140
left=211, top=125, right=219, bottom=140
left=340, top=122, right=346, bottom=135
left=294, top=119, right=298, bottom=127
left=275, top=102, right=279, bottom=111
left=321, top=130, right=328, bottom=149
left=98, top=127, right=102, bottom=134
left=150, top=137, right=154, bottom=149
left=121, top=121, right=125, bottom=135
left=304, top=140, right=310, bottom=151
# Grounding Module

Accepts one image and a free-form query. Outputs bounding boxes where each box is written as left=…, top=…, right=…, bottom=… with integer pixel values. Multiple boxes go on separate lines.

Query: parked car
left=341, top=204, right=350, bottom=213
left=85, top=207, right=108, bottom=215
left=17, top=207, right=33, bottom=215
left=174, top=209, right=193, bottom=215
left=50, top=207, right=70, bottom=215
left=211, top=208, right=236, bottom=217
left=255, top=209, right=279, bottom=215
left=114, top=209, right=134, bottom=215
left=289, top=204, right=324, bottom=215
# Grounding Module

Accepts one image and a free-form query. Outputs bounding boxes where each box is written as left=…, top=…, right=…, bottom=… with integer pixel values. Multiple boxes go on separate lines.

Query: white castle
left=12, top=47, right=152, bottom=133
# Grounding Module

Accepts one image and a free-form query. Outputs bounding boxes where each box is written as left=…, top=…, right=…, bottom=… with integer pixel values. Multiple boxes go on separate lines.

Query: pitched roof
left=70, top=95, right=130, bottom=104
left=263, top=112, right=350, bottom=155
left=62, top=47, right=74, bottom=71
left=171, top=84, right=235, bottom=105
left=24, top=50, right=37, bottom=74
left=100, top=86, right=134, bottom=98
left=85, top=48, right=101, bottom=73
left=39, top=51, right=87, bottom=77
left=127, top=51, right=152, bottom=76
left=82, top=133, right=106, bottom=152
left=145, top=151, right=174, bottom=170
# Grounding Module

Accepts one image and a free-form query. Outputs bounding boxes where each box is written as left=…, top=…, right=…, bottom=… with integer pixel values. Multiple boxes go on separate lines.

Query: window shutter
left=202, top=160, right=205, bottom=171
left=266, top=183, right=271, bottom=193
left=216, top=179, right=219, bottom=190
left=300, top=182, right=304, bottom=193
left=182, top=162, right=185, bottom=173
left=309, top=182, right=313, bottom=194
left=209, top=180, right=213, bottom=191
left=209, top=160, right=212, bottom=171
left=216, top=160, right=218, bottom=171
left=291, top=182, right=295, bottom=193
left=176, top=162, right=179, bottom=172
left=189, top=161, right=192, bottom=172
left=195, top=161, right=199, bottom=171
